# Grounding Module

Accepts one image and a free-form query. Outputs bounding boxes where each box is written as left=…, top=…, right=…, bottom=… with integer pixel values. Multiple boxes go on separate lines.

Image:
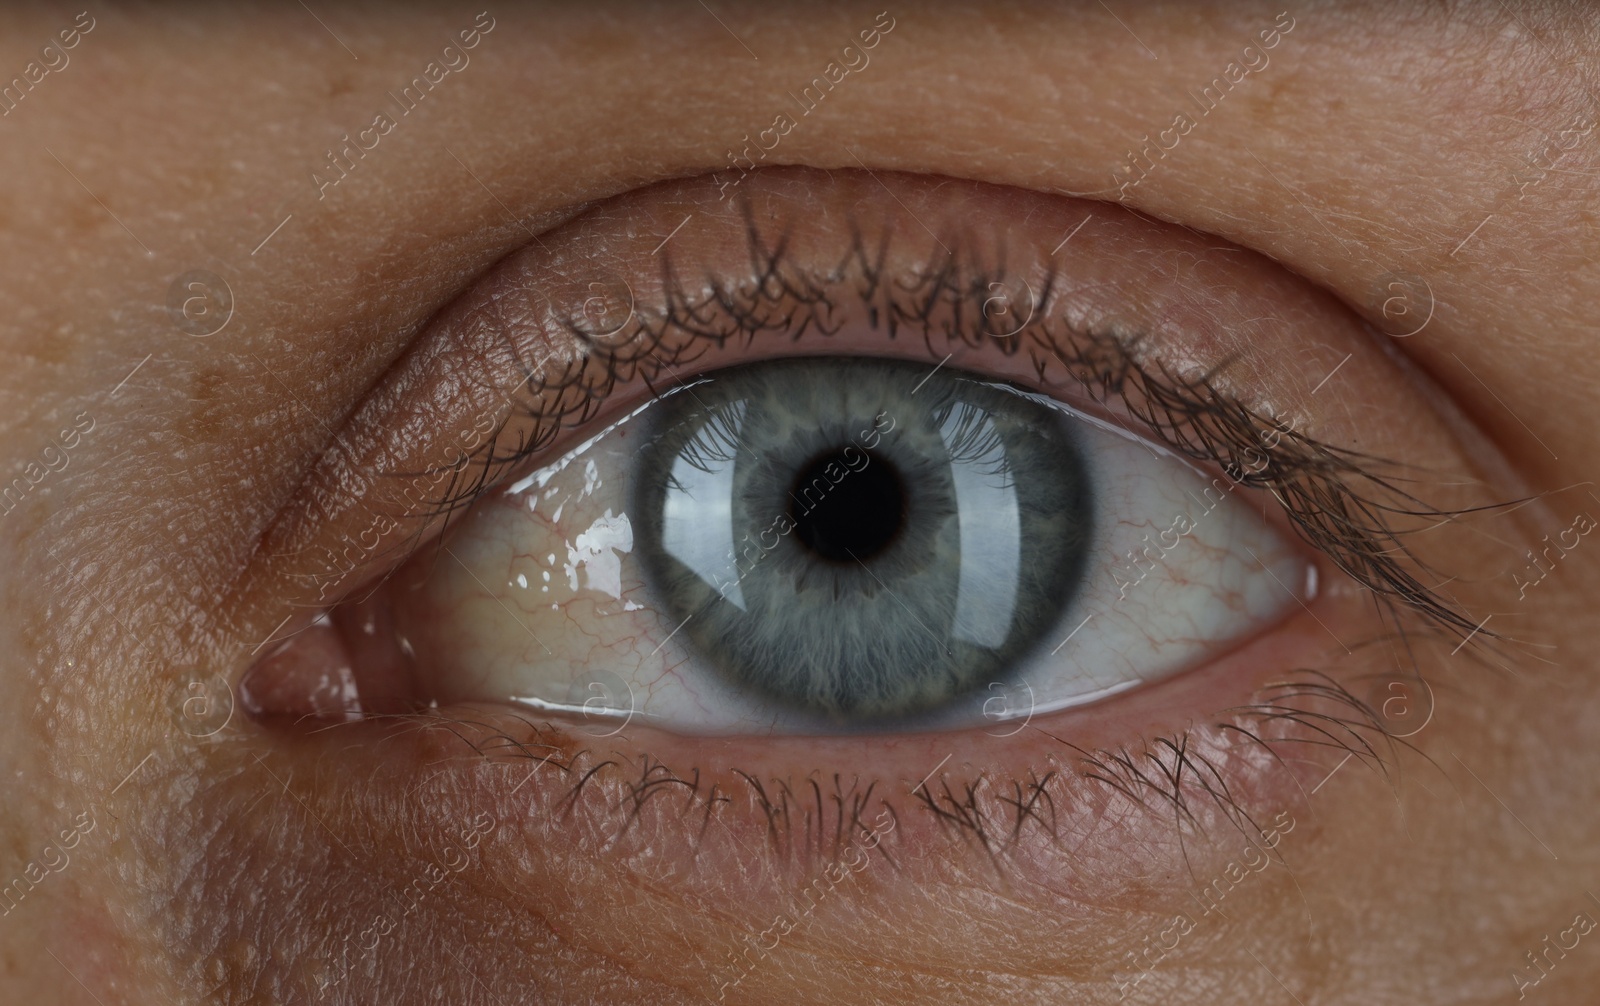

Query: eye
left=354, top=351, right=1304, bottom=735
left=242, top=167, right=1479, bottom=779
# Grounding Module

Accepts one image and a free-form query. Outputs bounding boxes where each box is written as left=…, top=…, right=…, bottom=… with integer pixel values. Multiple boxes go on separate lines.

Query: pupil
left=788, top=449, right=905, bottom=563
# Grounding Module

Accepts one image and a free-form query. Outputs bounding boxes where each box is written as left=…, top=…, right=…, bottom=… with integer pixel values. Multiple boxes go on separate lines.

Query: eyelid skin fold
left=217, top=167, right=1528, bottom=999
left=247, top=168, right=1489, bottom=646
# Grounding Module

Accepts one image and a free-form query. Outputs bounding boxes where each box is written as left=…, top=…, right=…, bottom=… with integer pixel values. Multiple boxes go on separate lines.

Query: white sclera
left=393, top=388, right=1307, bottom=735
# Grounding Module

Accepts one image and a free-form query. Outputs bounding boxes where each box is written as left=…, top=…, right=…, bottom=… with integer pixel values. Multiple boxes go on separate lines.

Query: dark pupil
left=788, top=449, right=904, bottom=563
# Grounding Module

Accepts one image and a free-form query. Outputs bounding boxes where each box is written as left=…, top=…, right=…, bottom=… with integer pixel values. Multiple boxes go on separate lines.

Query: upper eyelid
left=441, top=240, right=1491, bottom=653
left=249, top=170, right=1502, bottom=653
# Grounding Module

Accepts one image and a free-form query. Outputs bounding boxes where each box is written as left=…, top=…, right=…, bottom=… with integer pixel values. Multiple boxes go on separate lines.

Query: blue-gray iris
left=633, top=357, right=1091, bottom=721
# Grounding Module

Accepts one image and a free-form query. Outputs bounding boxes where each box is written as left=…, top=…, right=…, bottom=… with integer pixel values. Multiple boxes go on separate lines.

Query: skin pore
left=2, top=2, right=1599, bottom=1003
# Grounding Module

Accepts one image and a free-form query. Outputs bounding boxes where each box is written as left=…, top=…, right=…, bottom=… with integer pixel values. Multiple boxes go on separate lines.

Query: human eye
left=218, top=160, right=1517, bottom=1004
left=264, top=345, right=1307, bottom=735
left=242, top=165, right=1496, bottom=828
left=249, top=171, right=1328, bottom=738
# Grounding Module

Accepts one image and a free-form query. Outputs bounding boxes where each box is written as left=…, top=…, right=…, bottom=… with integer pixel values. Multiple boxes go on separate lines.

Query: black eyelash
left=386, top=651, right=1434, bottom=877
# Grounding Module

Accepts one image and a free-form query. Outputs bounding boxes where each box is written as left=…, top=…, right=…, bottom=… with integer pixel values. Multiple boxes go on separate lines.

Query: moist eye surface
left=631, top=357, right=1093, bottom=721
left=366, top=343, right=1305, bottom=737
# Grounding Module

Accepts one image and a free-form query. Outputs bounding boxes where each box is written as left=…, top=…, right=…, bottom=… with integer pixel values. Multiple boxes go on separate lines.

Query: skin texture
left=2, top=1, right=1599, bottom=1003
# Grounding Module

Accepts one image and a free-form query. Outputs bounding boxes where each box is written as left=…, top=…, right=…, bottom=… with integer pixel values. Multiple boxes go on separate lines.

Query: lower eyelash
left=387, top=640, right=1439, bottom=871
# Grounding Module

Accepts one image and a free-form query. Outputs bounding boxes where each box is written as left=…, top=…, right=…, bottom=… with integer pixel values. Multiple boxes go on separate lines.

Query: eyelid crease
left=400, top=198, right=1502, bottom=654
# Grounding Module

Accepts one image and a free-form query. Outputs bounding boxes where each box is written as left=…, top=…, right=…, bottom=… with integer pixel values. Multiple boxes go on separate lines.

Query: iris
left=633, top=358, right=1092, bottom=720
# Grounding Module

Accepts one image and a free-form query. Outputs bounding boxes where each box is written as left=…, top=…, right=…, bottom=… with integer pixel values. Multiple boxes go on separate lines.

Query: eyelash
left=414, top=207, right=1479, bottom=642
left=376, top=199, right=1498, bottom=857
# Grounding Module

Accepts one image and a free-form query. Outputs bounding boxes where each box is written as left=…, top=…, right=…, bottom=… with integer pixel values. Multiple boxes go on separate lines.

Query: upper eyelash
left=408, top=200, right=1490, bottom=648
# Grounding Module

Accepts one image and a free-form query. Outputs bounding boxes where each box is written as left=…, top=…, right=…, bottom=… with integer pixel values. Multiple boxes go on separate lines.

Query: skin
left=1, top=1, right=1598, bottom=1003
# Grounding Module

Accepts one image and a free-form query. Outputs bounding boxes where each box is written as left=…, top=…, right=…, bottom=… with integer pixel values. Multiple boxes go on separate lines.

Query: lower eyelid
left=365, top=572, right=1365, bottom=954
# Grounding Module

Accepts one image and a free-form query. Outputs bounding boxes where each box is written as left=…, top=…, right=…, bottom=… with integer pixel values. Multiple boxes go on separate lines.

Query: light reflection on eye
left=380, top=353, right=1308, bottom=736
left=638, top=357, right=1091, bottom=721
